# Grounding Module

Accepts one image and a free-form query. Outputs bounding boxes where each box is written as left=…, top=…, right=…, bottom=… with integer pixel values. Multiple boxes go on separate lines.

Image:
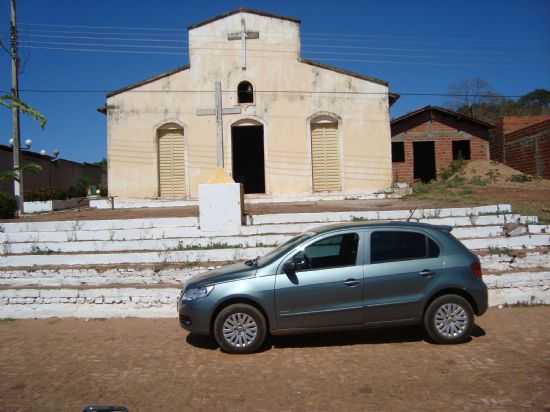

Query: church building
left=101, top=8, right=398, bottom=199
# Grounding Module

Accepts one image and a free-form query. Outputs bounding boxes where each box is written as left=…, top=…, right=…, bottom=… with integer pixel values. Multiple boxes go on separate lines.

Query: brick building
left=391, top=106, right=492, bottom=184
left=490, top=115, right=550, bottom=162
left=0, top=145, right=106, bottom=198
left=502, top=118, right=550, bottom=179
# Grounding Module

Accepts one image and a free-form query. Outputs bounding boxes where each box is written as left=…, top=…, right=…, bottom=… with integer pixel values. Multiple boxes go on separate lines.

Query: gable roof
left=187, top=8, right=301, bottom=30
left=299, top=59, right=398, bottom=105
left=391, top=105, right=494, bottom=129
left=106, top=65, right=190, bottom=98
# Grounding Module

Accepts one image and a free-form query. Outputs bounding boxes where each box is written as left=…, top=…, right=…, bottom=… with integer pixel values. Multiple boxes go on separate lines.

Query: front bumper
left=177, top=293, right=213, bottom=335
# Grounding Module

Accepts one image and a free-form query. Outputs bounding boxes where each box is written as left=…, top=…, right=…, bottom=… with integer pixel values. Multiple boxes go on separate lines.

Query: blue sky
left=0, top=0, right=548, bottom=163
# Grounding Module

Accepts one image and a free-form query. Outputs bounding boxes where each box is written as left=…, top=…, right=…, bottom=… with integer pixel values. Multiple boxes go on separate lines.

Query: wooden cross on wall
left=227, top=18, right=259, bottom=70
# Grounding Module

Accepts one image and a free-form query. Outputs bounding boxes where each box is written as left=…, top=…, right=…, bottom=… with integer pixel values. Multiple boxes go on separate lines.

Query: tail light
left=470, top=259, right=482, bottom=278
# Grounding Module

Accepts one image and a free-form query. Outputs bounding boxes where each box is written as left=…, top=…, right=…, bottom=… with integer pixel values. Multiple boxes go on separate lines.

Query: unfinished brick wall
left=491, top=116, right=550, bottom=162
left=392, top=114, right=490, bottom=184
left=504, top=119, right=550, bottom=179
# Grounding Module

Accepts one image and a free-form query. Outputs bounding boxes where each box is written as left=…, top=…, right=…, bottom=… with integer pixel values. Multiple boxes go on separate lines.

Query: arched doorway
left=157, top=123, right=186, bottom=198
left=310, top=114, right=341, bottom=192
left=231, top=120, right=265, bottom=194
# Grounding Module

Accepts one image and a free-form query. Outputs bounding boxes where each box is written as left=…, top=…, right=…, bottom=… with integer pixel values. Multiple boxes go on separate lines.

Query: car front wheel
left=424, top=294, right=474, bottom=344
left=213, top=303, right=267, bottom=354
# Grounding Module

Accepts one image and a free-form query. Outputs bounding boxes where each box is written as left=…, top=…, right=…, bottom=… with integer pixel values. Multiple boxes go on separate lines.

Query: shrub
left=509, top=174, right=532, bottom=183
left=469, top=176, right=488, bottom=186
left=0, top=192, right=17, bottom=219
left=439, top=159, right=465, bottom=181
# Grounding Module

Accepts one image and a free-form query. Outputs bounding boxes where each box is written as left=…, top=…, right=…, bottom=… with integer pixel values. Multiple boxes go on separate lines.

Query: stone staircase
left=1, top=203, right=549, bottom=318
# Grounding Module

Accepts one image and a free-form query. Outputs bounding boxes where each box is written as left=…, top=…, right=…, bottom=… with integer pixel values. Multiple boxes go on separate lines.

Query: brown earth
left=1, top=307, right=549, bottom=412
left=457, top=159, right=550, bottom=189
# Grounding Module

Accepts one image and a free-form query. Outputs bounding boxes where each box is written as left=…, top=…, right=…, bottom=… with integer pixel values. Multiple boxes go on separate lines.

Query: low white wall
left=23, top=201, right=52, bottom=214
left=1, top=271, right=548, bottom=319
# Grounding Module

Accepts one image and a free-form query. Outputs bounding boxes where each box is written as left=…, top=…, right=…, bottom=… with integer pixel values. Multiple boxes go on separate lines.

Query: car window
left=299, top=233, right=359, bottom=270
left=370, top=231, right=439, bottom=264
left=257, top=232, right=315, bottom=266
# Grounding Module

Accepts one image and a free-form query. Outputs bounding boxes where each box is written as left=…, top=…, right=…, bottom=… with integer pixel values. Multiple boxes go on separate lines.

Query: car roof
left=310, top=221, right=453, bottom=234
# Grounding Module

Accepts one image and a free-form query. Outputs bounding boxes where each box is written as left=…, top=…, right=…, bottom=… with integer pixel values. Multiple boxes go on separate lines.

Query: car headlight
left=182, top=285, right=215, bottom=302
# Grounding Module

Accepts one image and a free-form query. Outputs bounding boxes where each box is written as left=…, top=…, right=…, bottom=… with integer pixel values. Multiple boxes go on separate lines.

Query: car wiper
left=244, top=256, right=259, bottom=267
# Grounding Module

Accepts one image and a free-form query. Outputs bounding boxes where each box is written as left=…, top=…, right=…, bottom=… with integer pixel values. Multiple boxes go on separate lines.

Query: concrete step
left=0, top=266, right=216, bottom=287
left=2, top=234, right=548, bottom=268
left=3, top=234, right=290, bottom=255
left=0, top=204, right=515, bottom=237
left=248, top=204, right=512, bottom=225
left=2, top=214, right=537, bottom=245
left=3, top=227, right=548, bottom=255
left=0, top=216, right=198, bottom=234
left=0, top=247, right=273, bottom=268
left=1, top=271, right=549, bottom=319
left=0, top=250, right=548, bottom=288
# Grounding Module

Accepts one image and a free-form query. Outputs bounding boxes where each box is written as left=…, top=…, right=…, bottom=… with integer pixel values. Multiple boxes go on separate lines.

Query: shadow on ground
left=186, top=324, right=486, bottom=351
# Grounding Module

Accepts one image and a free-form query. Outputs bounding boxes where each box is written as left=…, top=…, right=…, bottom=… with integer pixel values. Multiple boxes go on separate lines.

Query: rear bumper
left=470, top=281, right=488, bottom=316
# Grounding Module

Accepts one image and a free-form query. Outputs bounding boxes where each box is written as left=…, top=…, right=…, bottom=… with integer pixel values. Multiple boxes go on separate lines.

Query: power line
left=15, top=88, right=523, bottom=98
left=20, top=22, right=187, bottom=32
left=19, top=39, right=186, bottom=50
left=19, top=45, right=509, bottom=66
left=17, top=32, right=513, bottom=57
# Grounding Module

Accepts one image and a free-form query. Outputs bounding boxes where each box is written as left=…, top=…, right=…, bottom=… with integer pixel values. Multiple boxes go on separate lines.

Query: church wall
left=106, top=11, right=393, bottom=199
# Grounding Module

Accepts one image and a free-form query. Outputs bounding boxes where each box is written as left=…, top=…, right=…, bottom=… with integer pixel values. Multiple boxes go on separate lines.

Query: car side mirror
left=283, top=261, right=296, bottom=276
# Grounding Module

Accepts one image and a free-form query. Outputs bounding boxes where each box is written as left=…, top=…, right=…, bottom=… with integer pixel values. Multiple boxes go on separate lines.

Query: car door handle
left=344, top=278, right=360, bottom=287
left=419, top=270, right=434, bottom=277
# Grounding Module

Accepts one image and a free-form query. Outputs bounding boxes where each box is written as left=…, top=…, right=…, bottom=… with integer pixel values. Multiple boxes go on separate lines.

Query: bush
left=509, top=174, right=533, bottom=183
left=0, top=192, right=17, bottom=219
left=439, top=159, right=465, bottom=181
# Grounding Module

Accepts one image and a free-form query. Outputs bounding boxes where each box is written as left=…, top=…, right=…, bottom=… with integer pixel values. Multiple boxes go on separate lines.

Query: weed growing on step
left=30, top=245, right=54, bottom=255
left=487, top=246, right=515, bottom=257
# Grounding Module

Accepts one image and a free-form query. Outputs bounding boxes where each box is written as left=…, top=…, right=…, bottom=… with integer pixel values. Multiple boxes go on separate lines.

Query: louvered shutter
left=311, top=123, right=341, bottom=192
left=158, top=129, right=186, bottom=198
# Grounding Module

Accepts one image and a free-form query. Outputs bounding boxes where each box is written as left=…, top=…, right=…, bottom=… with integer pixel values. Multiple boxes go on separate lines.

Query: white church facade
left=101, top=8, right=398, bottom=199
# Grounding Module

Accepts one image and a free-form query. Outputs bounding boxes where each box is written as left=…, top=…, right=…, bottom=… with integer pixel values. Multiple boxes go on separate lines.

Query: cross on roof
left=227, top=18, right=259, bottom=70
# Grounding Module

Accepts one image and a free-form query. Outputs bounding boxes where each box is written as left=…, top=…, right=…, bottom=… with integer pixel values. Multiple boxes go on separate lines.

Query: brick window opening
left=392, top=142, right=405, bottom=162
left=452, top=140, right=471, bottom=160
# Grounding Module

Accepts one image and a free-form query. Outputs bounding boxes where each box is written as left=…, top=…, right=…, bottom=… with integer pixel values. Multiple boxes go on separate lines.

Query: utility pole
left=10, top=0, right=23, bottom=215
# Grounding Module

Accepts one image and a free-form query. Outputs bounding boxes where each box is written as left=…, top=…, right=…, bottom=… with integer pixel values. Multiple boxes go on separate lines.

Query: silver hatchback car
left=178, top=222, right=488, bottom=353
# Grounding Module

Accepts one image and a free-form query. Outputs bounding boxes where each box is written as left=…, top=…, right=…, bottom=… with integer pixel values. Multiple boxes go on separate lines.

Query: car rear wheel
left=213, top=303, right=267, bottom=354
left=424, top=294, right=474, bottom=344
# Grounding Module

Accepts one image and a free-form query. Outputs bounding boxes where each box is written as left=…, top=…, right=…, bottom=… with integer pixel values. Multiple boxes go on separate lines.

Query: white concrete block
left=199, top=183, right=243, bottom=235
left=23, top=201, right=53, bottom=214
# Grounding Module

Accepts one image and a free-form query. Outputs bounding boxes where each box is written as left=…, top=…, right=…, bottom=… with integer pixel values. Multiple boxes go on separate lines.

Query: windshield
left=255, top=232, right=315, bottom=267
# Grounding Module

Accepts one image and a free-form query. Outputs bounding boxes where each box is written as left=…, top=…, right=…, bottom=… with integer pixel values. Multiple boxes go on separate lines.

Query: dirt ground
left=1, top=307, right=549, bottom=412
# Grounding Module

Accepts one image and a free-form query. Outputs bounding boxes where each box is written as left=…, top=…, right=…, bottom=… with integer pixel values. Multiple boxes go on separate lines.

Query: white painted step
left=249, top=204, right=512, bottom=225
left=0, top=247, right=273, bottom=268
left=4, top=234, right=290, bottom=255
left=1, top=215, right=534, bottom=245
left=1, top=271, right=549, bottom=319
left=480, top=252, right=550, bottom=272
left=4, top=227, right=549, bottom=255
left=0, top=216, right=198, bottom=234
left=0, top=266, right=214, bottom=287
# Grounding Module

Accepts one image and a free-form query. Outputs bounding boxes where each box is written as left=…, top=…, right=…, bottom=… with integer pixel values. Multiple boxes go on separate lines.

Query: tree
left=1, top=95, right=47, bottom=196
left=445, top=79, right=550, bottom=124
left=0, top=94, right=47, bottom=128
left=447, top=78, right=503, bottom=112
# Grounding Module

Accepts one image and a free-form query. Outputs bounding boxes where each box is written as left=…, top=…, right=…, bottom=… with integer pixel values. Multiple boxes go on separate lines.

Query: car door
left=363, top=229, right=442, bottom=324
left=275, top=231, right=364, bottom=330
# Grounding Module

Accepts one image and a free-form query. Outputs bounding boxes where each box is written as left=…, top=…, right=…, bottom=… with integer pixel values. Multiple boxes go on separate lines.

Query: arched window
left=238, top=81, right=254, bottom=104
